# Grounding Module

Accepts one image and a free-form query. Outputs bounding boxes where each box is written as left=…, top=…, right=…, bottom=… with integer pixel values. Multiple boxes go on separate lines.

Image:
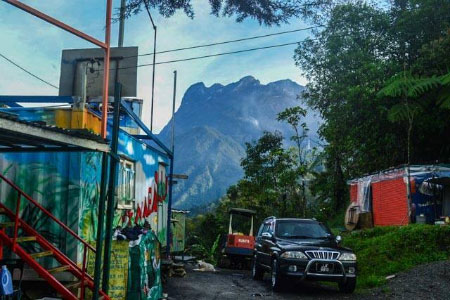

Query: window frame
left=117, top=156, right=136, bottom=210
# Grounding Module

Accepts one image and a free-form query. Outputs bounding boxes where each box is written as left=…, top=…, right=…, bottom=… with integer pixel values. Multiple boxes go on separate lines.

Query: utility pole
left=150, top=26, right=157, bottom=131
left=166, top=70, right=177, bottom=256
left=118, top=0, right=126, bottom=47
left=144, top=1, right=157, bottom=131
left=171, top=70, right=177, bottom=152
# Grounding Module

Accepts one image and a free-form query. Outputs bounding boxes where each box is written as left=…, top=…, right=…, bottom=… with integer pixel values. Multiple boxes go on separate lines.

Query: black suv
left=252, top=217, right=357, bottom=293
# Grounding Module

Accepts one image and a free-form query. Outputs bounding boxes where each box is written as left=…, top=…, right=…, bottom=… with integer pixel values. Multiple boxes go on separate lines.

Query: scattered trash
left=171, top=263, right=187, bottom=277
left=385, top=274, right=396, bottom=280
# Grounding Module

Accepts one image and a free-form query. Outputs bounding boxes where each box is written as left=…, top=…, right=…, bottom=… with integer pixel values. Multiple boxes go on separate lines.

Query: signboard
left=87, top=241, right=129, bottom=300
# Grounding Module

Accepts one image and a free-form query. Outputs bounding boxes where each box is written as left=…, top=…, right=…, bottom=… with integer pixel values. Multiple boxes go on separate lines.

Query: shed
left=347, top=165, right=450, bottom=227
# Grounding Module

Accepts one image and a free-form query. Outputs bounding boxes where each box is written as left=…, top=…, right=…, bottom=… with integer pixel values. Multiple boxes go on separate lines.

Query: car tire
left=339, top=277, right=356, bottom=293
left=252, top=255, right=264, bottom=280
left=271, top=258, right=283, bottom=292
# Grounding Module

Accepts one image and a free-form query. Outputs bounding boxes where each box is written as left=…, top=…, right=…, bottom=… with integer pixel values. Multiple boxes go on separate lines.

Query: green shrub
left=341, top=225, right=450, bottom=290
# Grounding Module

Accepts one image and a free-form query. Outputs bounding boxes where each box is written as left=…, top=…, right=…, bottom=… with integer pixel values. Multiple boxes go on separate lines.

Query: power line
left=114, top=39, right=311, bottom=70
left=122, top=25, right=321, bottom=59
left=1, top=37, right=313, bottom=90
left=0, top=52, right=59, bottom=90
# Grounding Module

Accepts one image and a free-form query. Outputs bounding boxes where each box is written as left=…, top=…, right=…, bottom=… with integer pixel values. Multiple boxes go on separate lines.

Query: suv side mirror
left=261, top=232, right=273, bottom=240
left=336, top=235, right=342, bottom=244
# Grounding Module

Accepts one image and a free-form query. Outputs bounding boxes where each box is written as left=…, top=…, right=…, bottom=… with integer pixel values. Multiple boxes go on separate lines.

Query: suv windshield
left=275, top=220, right=331, bottom=239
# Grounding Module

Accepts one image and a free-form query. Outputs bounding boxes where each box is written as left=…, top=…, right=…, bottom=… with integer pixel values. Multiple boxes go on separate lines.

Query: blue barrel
left=0, top=265, right=13, bottom=295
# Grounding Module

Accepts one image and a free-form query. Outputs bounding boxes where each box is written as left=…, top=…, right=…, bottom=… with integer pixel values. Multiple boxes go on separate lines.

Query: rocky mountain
left=158, top=76, right=320, bottom=210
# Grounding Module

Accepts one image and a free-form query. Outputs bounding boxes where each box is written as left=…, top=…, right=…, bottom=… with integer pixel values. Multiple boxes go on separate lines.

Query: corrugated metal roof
left=0, top=111, right=109, bottom=152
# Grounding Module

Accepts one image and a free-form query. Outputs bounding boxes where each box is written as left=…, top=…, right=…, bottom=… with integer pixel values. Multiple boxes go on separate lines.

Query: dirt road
left=164, top=265, right=356, bottom=300
left=164, top=261, right=450, bottom=300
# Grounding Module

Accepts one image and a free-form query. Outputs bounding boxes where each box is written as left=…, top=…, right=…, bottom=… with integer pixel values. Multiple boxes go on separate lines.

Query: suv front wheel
left=271, top=258, right=283, bottom=291
left=339, top=277, right=356, bottom=293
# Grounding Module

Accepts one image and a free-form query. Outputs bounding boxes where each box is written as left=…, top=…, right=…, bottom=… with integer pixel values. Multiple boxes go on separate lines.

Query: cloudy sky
left=0, top=0, right=311, bottom=132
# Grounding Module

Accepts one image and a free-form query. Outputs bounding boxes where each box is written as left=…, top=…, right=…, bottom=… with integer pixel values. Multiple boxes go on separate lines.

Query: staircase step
left=0, top=222, right=16, bottom=228
left=30, top=250, right=53, bottom=259
left=64, top=279, right=86, bottom=290
left=48, top=265, right=71, bottom=274
left=15, top=236, right=37, bottom=242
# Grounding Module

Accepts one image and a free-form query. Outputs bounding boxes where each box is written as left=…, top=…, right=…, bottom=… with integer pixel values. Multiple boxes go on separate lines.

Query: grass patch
left=341, top=225, right=450, bottom=290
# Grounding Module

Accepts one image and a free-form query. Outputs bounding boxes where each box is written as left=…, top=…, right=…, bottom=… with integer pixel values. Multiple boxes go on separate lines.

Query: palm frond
left=387, top=103, right=423, bottom=122
left=378, top=72, right=442, bottom=99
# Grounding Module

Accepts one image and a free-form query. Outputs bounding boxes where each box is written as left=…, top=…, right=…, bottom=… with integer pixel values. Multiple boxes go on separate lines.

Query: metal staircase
left=0, top=174, right=110, bottom=300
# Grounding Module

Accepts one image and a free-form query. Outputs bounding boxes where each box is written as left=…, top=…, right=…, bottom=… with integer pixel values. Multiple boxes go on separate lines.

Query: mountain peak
left=237, top=75, right=259, bottom=85
left=158, top=76, right=319, bottom=210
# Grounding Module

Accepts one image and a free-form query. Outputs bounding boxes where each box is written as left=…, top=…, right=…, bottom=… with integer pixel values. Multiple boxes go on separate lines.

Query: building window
left=117, top=158, right=135, bottom=209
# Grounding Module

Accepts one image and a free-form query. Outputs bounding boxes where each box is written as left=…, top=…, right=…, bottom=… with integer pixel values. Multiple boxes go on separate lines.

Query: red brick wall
left=372, top=178, right=409, bottom=226
left=349, top=184, right=358, bottom=203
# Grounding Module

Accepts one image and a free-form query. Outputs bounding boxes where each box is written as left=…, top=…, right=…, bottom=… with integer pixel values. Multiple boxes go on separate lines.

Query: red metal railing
left=0, top=173, right=100, bottom=299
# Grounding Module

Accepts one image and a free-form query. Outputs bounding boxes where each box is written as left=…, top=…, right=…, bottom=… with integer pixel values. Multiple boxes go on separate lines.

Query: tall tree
left=277, top=106, right=311, bottom=217
left=295, top=0, right=450, bottom=216
left=123, top=0, right=333, bottom=25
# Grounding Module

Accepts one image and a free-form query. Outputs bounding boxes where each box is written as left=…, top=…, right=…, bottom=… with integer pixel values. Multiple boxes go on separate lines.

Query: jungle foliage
left=123, top=0, right=334, bottom=25
left=295, top=0, right=450, bottom=217
left=342, top=225, right=450, bottom=289
left=187, top=0, right=450, bottom=262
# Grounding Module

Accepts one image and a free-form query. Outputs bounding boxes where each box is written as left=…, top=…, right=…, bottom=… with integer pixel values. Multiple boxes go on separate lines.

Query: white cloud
left=1, top=0, right=308, bottom=133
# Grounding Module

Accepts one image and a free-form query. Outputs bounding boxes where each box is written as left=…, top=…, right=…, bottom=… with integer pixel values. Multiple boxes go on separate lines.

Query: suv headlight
left=280, top=251, right=307, bottom=259
left=339, top=253, right=357, bottom=261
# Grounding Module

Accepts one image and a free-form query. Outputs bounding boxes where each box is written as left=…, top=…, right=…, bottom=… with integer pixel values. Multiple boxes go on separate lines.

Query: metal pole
left=166, top=70, right=177, bottom=256
left=150, top=26, right=157, bottom=131
left=118, top=0, right=126, bottom=47
left=93, top=152, right=109, bottom=300
left=143, top=1, right=157, bottom=131
left=166, top=158, right=174, bottom=257
left=171, top=71, right=177, bottom=151
left=101, top=0, right=113, bottom=139
left=102, top=83, right=122, bottom=292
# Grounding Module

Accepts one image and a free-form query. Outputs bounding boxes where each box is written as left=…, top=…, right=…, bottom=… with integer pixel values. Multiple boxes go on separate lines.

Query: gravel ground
left=164, top=261, right=450, bottom=300
left=365, top=260, right=450, bottom=300
left=165, top=264, right=356, bottom=300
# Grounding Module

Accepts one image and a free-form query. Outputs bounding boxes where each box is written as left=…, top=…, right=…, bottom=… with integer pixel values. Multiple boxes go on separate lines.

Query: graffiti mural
left=0, top=107, right=169, bottom=299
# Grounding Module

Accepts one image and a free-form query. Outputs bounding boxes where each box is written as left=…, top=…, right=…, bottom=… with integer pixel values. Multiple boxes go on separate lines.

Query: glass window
left=261, top=222, right=272, bottom=234
left=275, top=221, right=330, bottom=239
left=257, top=224, right=264, bottom=237
left=117, top=158, right=135, bottom=209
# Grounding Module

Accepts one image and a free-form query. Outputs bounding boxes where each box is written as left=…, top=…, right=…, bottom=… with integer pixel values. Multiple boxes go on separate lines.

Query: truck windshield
left=275, top=221, right=331, bottom=239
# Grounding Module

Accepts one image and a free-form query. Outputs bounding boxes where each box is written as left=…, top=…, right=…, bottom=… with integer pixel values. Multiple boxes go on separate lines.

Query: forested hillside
left=188, top=0, right=450, bottom=259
